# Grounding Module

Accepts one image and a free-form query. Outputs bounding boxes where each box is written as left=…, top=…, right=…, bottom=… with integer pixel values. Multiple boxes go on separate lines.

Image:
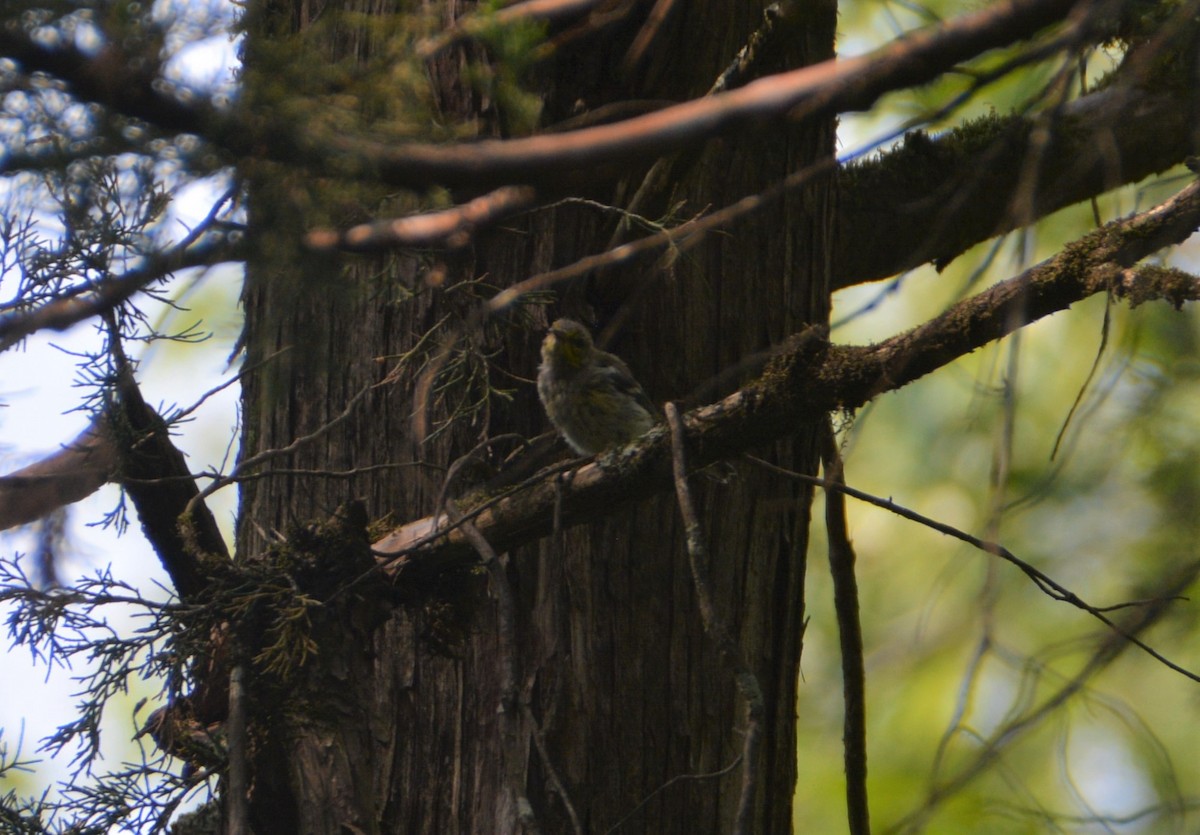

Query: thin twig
left=744, top=456, right=1200, bottom=683
left=485, top=156, right=837, bottom=315
left=186, top=378, right=380, bottom=514
left=1050, top=291, right=1111, bottom=460
left=169, top=347, right=291, bottom=425
left=602, top=756, right=742, bottom=835
left=665, top=402, right=764, bottom=835
left=888, top=557, right=1200, bottom=834
left=820, top=425, right=871, bottom=835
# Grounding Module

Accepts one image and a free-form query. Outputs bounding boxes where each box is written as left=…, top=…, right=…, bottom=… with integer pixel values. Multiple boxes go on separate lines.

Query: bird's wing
left=595, top=351, right=658, bottom=416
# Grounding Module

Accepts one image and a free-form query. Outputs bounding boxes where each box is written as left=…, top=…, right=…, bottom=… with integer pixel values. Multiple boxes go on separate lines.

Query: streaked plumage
left=537, top=319, right=657, bottom=455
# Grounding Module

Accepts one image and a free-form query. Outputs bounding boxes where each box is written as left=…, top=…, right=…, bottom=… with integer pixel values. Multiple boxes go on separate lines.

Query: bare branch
left=187, top=376, right=379, bottom=515
left=665, top=403, right=763, bottom=835
left=820, top=429, right=870, bottom=835
left=291, top=0, right=1089, bottom=190
left=0, top=420, right=116, bottom=531
left=2, top=0, right=1125, bottom=216
left=303, top=187, right=538, bottom=253
left=744, top=455, right=1200, bottom=680
left=107, top=343, right=230, bottom=598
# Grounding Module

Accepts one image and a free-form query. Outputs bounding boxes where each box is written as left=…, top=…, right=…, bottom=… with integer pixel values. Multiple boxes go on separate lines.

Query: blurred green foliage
left=796, top=3, right=1200, bottom=825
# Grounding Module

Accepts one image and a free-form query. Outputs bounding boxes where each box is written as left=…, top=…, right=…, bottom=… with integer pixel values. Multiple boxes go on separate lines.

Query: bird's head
left=542, top=318, right=594, bottom=369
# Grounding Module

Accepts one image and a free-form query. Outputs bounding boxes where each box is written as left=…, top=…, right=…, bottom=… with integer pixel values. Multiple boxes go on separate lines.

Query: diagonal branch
left=0, top=419, right=116, bottom=531
left=303, top=187, right=539, bottom=252
left=374, top=178, right=1200, bottom=571
left=745, top=458, right=1199, bottom=681
left=3, top=0, right=1131, bottom=213
left=0, top=235, right=244, bottom=353
left=108, top=350, right=230, bottom=599
left=307, top=0, right=1087, bottom=190
left=0, top=29, right=216, bottom=137
left=835, top=83, right=1199, bottom=288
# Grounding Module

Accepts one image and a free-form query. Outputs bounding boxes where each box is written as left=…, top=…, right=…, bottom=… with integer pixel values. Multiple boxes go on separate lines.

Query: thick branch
left=307, top=0, right=1082, bottom=190
left=0, top=369, right=231, bottom=594
left=0, top=29, right=214, bottom=136
left=2, top=0, right=1107, bottom=204
left=836, top=83, right=1198, bottom=287
left=374, top=179, right=1200, bottom=572
left=110, top=363, right=230, bottom=598
left=0, top=420, right=116, bottom=531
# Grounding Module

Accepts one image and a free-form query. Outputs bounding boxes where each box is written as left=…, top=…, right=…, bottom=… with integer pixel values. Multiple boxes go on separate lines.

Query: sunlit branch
left=303, top=186, right=538, bottom=252
left=295, top=0, right=1089, bottom=190
left=1, top=0, right=1114, bottom=204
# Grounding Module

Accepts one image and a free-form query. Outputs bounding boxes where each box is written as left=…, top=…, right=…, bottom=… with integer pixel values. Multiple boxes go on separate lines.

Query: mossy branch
left=376, top=178, right=1200, bottom=572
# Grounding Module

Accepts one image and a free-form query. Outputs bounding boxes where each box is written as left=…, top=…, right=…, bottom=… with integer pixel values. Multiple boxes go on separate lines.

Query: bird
left=537, top=318, right=658, bottom=455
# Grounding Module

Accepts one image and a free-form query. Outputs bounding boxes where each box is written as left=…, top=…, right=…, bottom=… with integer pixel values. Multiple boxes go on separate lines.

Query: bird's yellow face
left=543, top=319, right=593, bottom=369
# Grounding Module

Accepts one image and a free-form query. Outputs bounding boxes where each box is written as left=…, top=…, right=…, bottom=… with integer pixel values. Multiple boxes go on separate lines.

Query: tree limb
left=306, top=0, right=1086, bottom=190
left=109, top=354, right=230, bottom=599
left=0, top=0, right=1130, bottom=216
left=36, top=0, right=1071, bottom=191
left=374, top=178, right=1200, bottom=571
left=0, top=236, right=243, bottom=352
left=0, top=29, right=215, bottom=137
left=821, top=429, right=870, bottom=835
left=303, top=187, right=538, bottom=252
left=835, top=84, right=1198, bottom=288
left=0, top=419, right=116, bottom=531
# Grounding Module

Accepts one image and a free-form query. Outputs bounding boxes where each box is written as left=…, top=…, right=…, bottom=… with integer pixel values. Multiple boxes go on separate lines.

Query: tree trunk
left=234, top=0, right=836, bottom=831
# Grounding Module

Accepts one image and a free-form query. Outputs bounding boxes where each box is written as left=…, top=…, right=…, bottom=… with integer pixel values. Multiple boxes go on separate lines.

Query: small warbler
left=537, top=318, right=657, bottom=455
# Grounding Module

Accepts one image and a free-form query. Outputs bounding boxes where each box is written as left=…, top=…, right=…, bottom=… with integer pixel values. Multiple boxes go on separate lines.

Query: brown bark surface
left=235, top=0, right=836, bottom=831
